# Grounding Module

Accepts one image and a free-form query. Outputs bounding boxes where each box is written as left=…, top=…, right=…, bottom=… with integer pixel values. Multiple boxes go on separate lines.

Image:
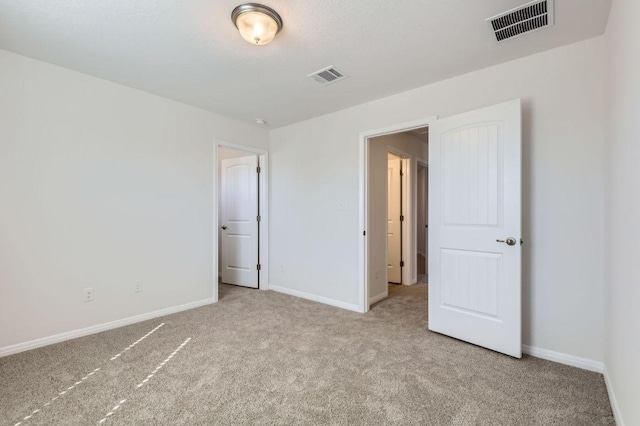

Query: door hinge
left=257, top=215, right=261, bottom=222
left=257, top=166, right=261, bottom=173
left=257, top=264, right=261, bottom=271
left=400, top=170, right=404, bottom=176
left=400, top=260, right=405, bottom=267
left=400, top=215, right=405, bottom=221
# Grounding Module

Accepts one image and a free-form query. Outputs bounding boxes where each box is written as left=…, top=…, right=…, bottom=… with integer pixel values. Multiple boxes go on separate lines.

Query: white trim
left=270, top=285, right=362, bottom=313
left=214, top=140, right=270, bottom=296
left=603, top=366, right=624, bottom=426
left=369, top=291, right=388, bottom=305
left=359, top=116, right=436, bottom=313
left=522, top=344, right=604, bottom=373
left=0, top=298, right=215, bottom=357
left=523, top=343, right=624, bottom=425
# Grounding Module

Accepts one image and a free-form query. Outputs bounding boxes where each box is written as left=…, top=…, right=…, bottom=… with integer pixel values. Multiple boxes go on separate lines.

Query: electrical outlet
left=84, top=287, right=94, bottom=302
left=279, top=264, right=285, bottom=273
left=134, top=280, right=142, bottom=293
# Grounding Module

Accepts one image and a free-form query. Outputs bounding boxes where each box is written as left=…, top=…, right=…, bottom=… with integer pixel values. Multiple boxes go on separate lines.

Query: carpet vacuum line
left=11, top=322, right=166, bottom=426
left=97, top=337, right=192, bottom=424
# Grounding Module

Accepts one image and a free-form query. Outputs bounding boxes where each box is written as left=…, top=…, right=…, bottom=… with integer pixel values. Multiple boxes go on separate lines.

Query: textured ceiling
left=0, top=0, right=612, bottom=128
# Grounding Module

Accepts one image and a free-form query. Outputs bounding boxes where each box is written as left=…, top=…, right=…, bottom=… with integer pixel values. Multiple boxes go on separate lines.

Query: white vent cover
left=486, top=0, right=554, bottom=42
left=307, top=66, right=348, bottom=85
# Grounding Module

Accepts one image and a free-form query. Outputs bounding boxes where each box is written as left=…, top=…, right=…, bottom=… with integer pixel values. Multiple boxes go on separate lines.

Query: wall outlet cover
left=84, top=287, right=94, bottom=302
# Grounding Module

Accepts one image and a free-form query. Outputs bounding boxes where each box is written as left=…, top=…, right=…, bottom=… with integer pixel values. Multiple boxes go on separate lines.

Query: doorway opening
left=364, top=125, right=429, bottom=309
left=214, top=141, right=269, bottom=302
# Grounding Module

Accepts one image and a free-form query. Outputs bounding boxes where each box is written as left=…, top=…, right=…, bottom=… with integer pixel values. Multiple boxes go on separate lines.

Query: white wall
left=269, top=36, right=606, bottom=362
left=604, top=0, right=640, bottom=423
left=368, top=133, right=428, bottom=301
left=0, top=50, right=268, bottom=351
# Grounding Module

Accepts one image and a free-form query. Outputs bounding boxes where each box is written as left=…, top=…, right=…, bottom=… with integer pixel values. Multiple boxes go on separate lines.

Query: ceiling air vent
left=308, top=66, right=348, bottom=85
left=486, top=0, right=554, bottom=42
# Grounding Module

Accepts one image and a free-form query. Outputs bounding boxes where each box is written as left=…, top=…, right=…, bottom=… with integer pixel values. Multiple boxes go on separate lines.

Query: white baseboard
left=0, top=298, right=216, bottom=358
left=369, top=291, right=388, bottom=305
left=522, top=344, right=604, bottom=373
left=269, top=285, right=361, bottom=313
left=603, top=366, right=624, bottom=426
left=524, top=347, right=621, bottom=424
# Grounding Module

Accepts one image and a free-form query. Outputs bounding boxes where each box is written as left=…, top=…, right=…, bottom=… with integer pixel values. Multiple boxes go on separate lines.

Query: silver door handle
left=221, top=226, right=227, bottom=230
left=496, top=237, right=517, bottom=246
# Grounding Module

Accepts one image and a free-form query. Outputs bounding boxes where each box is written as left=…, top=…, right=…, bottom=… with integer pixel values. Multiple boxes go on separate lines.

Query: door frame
left=213, top=140, right=269, bottom=302
left=358, top=117, right=436, bottom=313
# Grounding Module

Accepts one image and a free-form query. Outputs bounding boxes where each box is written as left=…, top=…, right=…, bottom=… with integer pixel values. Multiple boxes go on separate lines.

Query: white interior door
left=220, top=155, right=259, bottom=288
left=429, top=99, right=522, bottom=358
left=387, top=157, right=402, bottom=284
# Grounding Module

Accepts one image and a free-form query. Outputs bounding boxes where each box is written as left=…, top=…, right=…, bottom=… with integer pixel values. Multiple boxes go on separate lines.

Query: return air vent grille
left=308, top=66, right=348, bottom=85
left=487, top=0, right=554, bottom=42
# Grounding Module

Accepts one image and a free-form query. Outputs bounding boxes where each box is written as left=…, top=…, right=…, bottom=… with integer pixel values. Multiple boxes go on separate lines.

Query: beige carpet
left=1, top=284, right=614, bottom=425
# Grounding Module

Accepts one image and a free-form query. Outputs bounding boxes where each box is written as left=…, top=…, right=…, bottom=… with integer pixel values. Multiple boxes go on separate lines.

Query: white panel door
left=220, top=156, right=259, bottom=288
left=429, top=99, right=521, bottom=358
left=387, top=157, right=402, bottom=284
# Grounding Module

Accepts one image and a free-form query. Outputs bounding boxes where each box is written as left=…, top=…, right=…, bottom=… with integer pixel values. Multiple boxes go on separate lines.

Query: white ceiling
left=0, top=0, right=611, bottom=128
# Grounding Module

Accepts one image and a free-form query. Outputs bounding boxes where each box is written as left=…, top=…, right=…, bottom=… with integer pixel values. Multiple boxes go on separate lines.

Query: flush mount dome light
left=231, top=3, right=283, bottom=46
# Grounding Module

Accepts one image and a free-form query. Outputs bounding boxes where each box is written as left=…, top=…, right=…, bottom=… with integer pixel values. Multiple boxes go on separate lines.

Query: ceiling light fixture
left=231, top=3, right=283, bottom=46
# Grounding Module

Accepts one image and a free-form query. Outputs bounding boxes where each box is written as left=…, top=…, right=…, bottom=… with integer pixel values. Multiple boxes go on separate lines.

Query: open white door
left=220, top=155, right=259, bottom=288
left=428, top=99, right=522, bottom=358
left=387, top=157, right=402, bottom=284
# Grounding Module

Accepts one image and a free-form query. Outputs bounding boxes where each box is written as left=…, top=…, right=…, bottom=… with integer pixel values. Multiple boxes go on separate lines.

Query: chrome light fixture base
left=231, top=3, right=283, bottom=33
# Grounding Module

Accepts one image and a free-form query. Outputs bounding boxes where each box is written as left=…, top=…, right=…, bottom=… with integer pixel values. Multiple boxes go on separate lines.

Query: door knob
left=496, top=237, right=517, bottom=246
left=221, top=226, right=227, bottom=230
